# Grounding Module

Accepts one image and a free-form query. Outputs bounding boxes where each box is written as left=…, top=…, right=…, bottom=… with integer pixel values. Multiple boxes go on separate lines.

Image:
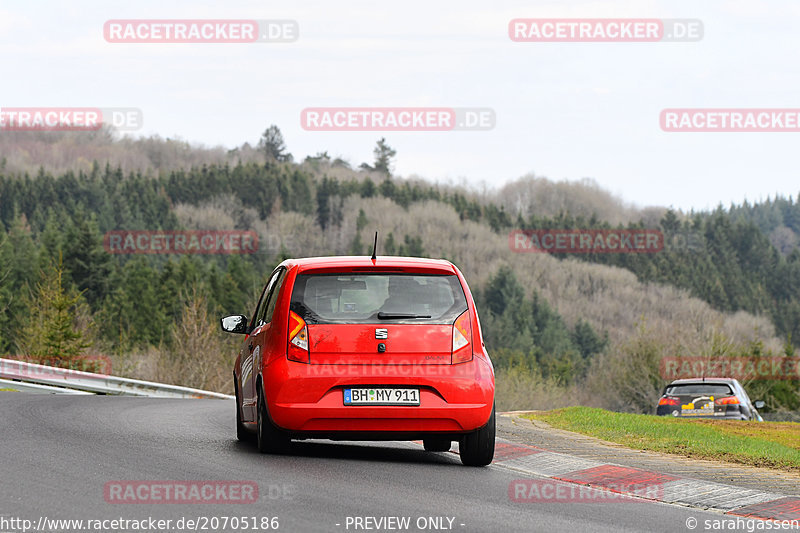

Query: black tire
left=459, top=404, right=495, bottom=467
left=423, top=437, right=452, bottom=452
left=257, top=386, right=290, bottom=454
left=234, top=381, right=250, bottom=442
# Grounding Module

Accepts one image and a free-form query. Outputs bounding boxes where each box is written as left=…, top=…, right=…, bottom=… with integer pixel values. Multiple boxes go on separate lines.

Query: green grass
left=525, top=407, right=800, bottom=472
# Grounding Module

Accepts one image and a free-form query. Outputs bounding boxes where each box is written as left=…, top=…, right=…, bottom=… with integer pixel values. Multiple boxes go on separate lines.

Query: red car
left=221, top=255, right=495, bottom=466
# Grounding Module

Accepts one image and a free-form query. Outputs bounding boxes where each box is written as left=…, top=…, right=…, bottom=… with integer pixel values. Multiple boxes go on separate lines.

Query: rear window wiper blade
left=377, top=312, right=432, bottom=319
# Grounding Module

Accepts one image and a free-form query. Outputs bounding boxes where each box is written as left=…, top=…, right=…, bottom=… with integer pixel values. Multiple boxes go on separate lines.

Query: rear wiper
left=377, top=312, right=431, bottom=319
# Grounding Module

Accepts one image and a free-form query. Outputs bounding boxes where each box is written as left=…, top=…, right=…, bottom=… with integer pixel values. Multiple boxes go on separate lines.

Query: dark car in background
left=656, top=378, right=764, bottom=421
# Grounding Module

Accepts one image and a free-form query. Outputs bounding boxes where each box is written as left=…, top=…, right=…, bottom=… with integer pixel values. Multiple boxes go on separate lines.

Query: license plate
left=343, top=388, right=420, bottom=406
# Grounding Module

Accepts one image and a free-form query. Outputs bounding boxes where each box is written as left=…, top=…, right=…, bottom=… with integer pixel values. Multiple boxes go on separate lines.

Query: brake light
left=452, top=310, right=472, bottom=364
left=716, top=396, right=739, bottom=405
left=287, top=311, right=309, bottom=363
left=658, top=397, right=679, bottom=406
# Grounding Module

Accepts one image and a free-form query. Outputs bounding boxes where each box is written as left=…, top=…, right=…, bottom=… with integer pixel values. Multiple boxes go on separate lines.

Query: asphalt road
left=0, top=394, right=741, bottom=532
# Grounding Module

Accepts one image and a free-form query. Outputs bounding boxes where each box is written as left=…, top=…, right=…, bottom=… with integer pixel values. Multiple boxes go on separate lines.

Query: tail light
left=658, top=397, right=679, bottom=406
left=716, top=396, right=739, bottom=405
left=452, top=310, right=472, bottom=364
left=287, top=311, right=309, bottom=363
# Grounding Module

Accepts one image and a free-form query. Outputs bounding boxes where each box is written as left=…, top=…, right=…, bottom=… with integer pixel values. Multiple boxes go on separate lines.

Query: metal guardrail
left=0, top=377, right=94, bottom=395
left=0, top=358, right=233, bottom=399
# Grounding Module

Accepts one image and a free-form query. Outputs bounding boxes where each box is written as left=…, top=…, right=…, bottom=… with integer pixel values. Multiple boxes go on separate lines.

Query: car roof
left=283, top=256, right=458, bottom=274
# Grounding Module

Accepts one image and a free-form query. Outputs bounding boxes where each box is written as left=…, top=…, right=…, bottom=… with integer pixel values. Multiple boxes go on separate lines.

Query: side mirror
left=220, top=315, right=249, bottom=334
left=754, top=400, right=765, bottom=410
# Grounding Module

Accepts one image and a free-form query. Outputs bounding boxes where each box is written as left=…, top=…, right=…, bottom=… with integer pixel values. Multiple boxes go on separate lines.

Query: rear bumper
left=262, top=356, right=495, bottom=436
left=655, top=406, right=747, bottom=420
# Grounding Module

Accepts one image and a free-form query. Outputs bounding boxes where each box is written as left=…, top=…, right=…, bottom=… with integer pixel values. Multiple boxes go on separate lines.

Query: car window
left=664, top=383, right=734, bottom=396
left=260, top=268, right=287, bottom=325
left=255, top=267, right=286, bottom=327
left=250, top=282, right=271, bottom=329
left=290, top=273, right=467, bottom=325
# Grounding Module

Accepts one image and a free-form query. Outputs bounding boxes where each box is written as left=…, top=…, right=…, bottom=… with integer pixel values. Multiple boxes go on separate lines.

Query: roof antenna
left=371, top=231, right=378, bottom=261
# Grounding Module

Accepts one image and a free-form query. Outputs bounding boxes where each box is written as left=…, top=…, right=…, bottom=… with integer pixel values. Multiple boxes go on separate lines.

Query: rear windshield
left=290, top=273, right=468, bottom=324
left=664, top=384, right=734, bottom=396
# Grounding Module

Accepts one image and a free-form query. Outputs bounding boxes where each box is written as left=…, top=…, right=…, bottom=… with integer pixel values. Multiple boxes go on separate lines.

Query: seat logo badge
left=375, top=328, right=388, bottom=339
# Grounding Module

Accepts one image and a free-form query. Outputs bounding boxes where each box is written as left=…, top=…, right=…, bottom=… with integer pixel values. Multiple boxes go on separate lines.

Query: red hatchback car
left=220, top=256, right=496, bottom=466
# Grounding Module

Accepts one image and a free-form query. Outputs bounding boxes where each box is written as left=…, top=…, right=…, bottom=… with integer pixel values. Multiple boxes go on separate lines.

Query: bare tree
left=160, top=285, right=236, bottom=393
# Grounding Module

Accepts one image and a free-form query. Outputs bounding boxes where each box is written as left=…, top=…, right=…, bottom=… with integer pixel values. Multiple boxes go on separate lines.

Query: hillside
left=0, top=130, right=797, bottom=417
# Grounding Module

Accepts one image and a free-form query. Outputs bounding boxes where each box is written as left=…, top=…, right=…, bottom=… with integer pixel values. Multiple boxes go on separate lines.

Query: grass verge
left=525, top=406, right=800, bottom=472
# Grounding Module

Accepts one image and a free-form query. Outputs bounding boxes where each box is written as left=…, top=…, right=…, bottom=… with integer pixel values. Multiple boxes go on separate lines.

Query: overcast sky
left=2, top=0, right=799, bottom=211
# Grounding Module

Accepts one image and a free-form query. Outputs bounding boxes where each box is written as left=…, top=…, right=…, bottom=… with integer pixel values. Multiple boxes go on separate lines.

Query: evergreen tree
left=356, top=209, right=369, bottom=232
left=402, top=234, right=425, bottom=257
left=350, top=232, right=364, bottom=255
left=373, top=138, right=396, bottom=175
left=316, top=176, right=332, bottom=230
left=258, top=125, right=292, bottom=162
left=61, top=210, right=111, bottom=309
left=0, top=215, right=39, bottom=352
left=360, top=179, right=376, bottom=198
left=18, top=256, right=92, bottom=365
left=384, top=232, right=397, bottom=255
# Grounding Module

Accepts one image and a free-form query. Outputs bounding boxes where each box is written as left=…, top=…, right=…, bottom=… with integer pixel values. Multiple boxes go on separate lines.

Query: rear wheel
left=459, top=404, right=495, bottom=467
left=257, top=386, right=290, bottom=454
left=423, top=437, right=452, bottom=452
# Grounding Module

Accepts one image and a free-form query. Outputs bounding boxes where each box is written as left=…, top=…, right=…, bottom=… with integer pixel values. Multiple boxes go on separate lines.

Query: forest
left=1, top=128, right=798, bottom=417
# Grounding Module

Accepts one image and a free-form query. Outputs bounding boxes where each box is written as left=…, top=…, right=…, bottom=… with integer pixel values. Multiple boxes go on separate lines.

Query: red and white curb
left=492, top=439, right=798, bottom=520
left=416, top=439, right=800, bottom=521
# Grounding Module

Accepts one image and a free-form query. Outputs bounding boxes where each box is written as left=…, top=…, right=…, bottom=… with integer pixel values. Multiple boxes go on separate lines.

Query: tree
left=0, top=230, right=11, bottom=351
left=61, top=210, right=111, bottom=309
left=571, top=319, right=608, bottom=360
left=379, top=177, right=396, bottom=199
left=332, top=157, right=351, bottom=169
left=258, top=125, right=292, bottom=162
left=304, top=151, right=330, bottom=171
left=18, top=256, right=92, bottom=366
left=161, top=284, right=232, bottom=392
left=315, top=177, right=342, bottom=230
left=356, top=209, right=369, bottom=232
left=99, top=258, right=168, bottom=349
left=372, top=138, right=396, bottom=175
left=1, top=215, right=40, bottom=353
left=661, top=209, right=681, bottom=234
left=384, top=232, right=397, bottom=255
left=402, top=234, right=425, bottom=257
left=360, top=179, right=376, bottom=197
left=350, top=232, right=364, bottom=255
